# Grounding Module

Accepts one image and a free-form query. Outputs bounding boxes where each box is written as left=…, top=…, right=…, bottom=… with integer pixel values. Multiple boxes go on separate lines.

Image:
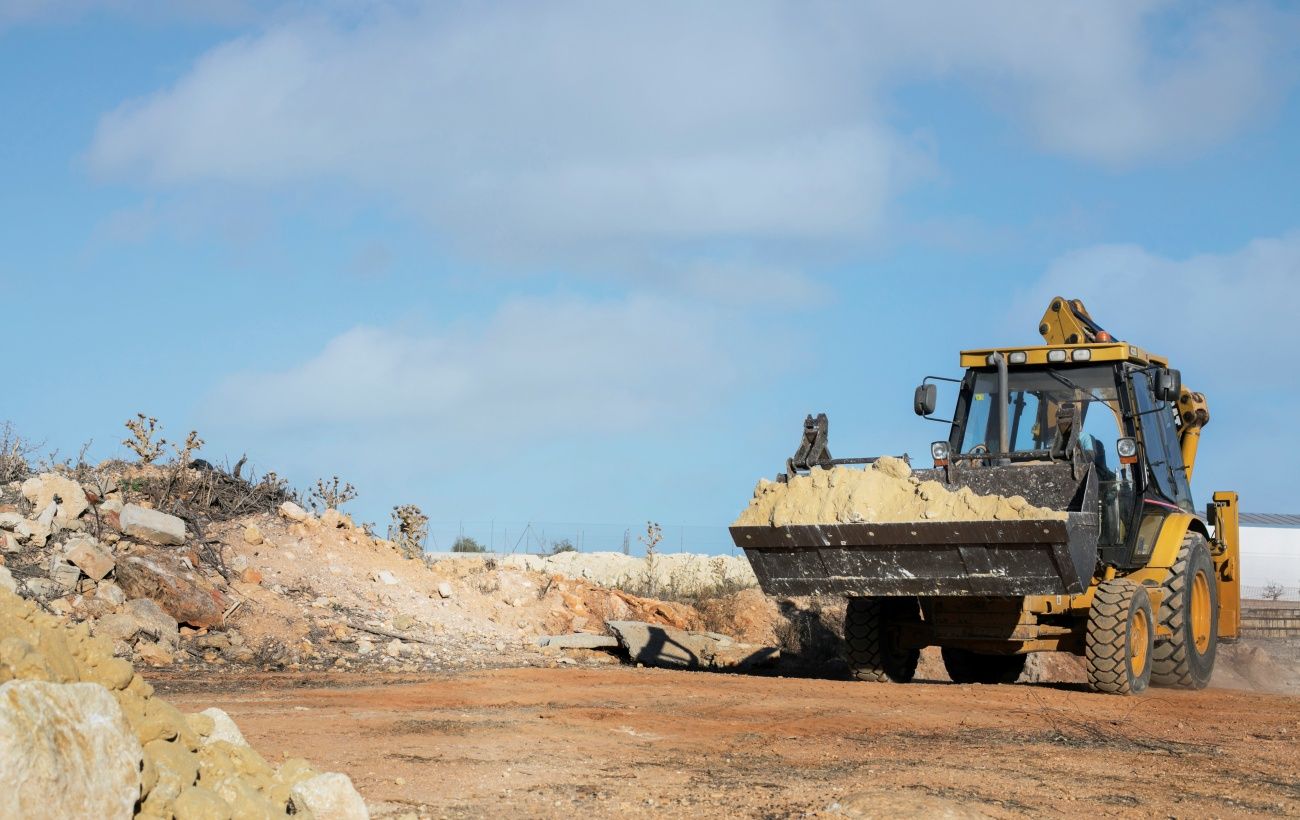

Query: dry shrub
left=0, top=421, right=36, bottom=484
left=389, top=504, right=428, bottom=560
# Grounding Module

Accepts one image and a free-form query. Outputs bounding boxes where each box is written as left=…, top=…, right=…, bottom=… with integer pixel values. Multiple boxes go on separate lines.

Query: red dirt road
left=161, top=667, right=1300, bottom=818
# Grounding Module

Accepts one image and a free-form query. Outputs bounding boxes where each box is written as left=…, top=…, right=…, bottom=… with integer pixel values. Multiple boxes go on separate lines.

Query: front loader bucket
left=730, top=462, right=1101, bottom=598
left=730, top=514, right=1098, bottom=597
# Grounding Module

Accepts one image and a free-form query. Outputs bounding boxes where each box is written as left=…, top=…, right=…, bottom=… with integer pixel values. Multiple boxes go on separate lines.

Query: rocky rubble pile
left=0, top=463, right=773, bottom=679
left=0, top=586, right=367, bottom=818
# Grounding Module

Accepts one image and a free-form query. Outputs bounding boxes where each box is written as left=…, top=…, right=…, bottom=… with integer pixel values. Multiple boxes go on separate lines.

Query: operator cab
left=915, top=343, right=1194, bottom=569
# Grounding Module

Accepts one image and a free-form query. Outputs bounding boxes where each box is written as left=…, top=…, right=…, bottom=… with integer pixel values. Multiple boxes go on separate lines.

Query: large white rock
left=0, top=680, right=142, bottom=820
left=119, top=504, right=187, bottom=546
left=199, top=708, right=248, bottom=748
left=20, top=473, right=89, bottom=528
left=0, top=566, right=15, bottom=594
left=291, top=772, right=370, bottom=820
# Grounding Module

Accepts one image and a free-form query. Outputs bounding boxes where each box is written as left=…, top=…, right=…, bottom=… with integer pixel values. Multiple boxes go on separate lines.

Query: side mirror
left=1155, top=368, right=1182, bottom=402
left=914, top=384, right=937, bottom=416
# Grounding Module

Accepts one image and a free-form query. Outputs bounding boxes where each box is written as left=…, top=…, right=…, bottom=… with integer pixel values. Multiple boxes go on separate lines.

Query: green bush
left=452, top=536, right=486, bottom=553
left=549, top=539, right=576, bottom=555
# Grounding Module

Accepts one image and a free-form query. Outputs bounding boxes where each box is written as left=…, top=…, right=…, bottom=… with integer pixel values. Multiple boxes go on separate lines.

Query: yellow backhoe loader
left=730, top=297, right=1240, bottom=694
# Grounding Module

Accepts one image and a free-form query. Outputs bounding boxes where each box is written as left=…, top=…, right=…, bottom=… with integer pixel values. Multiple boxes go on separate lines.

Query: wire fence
left=1242, top=585, right=1300, bottom=603
left=414, top=519, right=741, bottom=557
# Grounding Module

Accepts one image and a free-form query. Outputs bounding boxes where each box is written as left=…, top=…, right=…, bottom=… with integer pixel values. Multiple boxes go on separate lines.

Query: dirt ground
left=158, top=666, right=1300, bottom=819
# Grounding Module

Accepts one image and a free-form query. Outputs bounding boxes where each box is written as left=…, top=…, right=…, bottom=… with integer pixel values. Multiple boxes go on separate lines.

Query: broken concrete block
left=64, top=538, right=115, bottom=581
left=119, top=504, right=187, bottom=546
left=606, top=620, right=780, bottom=671
left=536, top=633, right=620, bottom=650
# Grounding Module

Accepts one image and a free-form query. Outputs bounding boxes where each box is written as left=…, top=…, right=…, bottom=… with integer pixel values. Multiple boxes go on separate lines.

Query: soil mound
left=734, top=457, right=1067, bottom=527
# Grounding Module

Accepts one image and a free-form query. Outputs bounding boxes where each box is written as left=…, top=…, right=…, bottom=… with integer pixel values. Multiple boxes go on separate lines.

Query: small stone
left=278, top=501, right=309, bottom=522
left=385, top=639, right=404, bottom=657
left=356, top=639, right=374, bottom=655
left=0, top=566, right=15, bottom=594
left=124, top=598, right=180, bottom=647
left=0, top=532, right=18, bottom=553
left=96, top=581, right=127, bottom=607
left=47, top=560, right=82, bottom=590
left=242, top=524, right=264, bottom=545
left=64, top=538, right=115, bottom=581
left=319, top=509, right=353, bottom=530
left=240, top=568, right=264, bottom=585
left=134, top=640, right=174, bottom=666
left=392, top=614, right=414, bottom=631
left=229, top=555, right=250, bottom=572
left=437, top=581, right=453, bottom=599
left=373, top=570, right=399, bottom=586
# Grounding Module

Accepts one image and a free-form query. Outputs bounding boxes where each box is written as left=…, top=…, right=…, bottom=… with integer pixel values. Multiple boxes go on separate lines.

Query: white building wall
left=1240, top=526, right=1300, bottom=599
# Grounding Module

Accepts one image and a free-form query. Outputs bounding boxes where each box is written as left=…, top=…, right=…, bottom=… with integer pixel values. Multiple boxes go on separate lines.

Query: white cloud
left=206, top=292, right=765, bottom=441
left=87, top=1, right=1297, bottom=263
left=0, top=0, right=267, bottom=28
left=1024, top=231, right=1300, bottom=386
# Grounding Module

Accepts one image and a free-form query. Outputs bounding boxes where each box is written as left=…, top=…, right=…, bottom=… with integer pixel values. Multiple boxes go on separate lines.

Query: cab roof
left=958, top=341, right=1169, bottom=369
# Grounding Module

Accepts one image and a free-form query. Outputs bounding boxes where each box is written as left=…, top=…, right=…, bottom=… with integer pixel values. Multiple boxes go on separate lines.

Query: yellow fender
left=1129, top=506, right=1238, bottom=640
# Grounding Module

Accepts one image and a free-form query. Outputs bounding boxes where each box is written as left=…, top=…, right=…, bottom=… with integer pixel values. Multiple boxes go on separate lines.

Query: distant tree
left=452, top=536, right=486, bottom=553
left=1261, top=582, right=1286, bottom=601
left=549, top=539, right=576, bottom=556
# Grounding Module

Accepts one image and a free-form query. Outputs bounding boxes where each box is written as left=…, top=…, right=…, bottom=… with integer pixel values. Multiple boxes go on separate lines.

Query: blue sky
left=2, top=2, right=1298, bottom=551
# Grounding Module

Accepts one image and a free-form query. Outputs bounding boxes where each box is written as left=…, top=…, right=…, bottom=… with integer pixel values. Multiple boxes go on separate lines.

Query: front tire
left=1086, top=578, right=1154, bottom=695
left=844, top=597, right=920, bottom=683
left=941, top=648, right=1026, bottom=684
left=1151, top=533, right=1218, bottom=689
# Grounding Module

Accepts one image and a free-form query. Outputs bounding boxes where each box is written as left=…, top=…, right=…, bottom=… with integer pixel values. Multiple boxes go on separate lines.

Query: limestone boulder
left=119, top=504, right=187, bottom=546
left=114, top=549, right=226, bottom=628
left=291, top=772, right=370, bottom=819
left=0, top=680, right=142, bottom=820
left=20, top=473, right=89, bottom=528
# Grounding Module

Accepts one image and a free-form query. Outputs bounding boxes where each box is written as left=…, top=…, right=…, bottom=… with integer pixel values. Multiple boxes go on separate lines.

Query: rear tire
left=1086, top=579, right=1154, bottom=695
left=940, top=648, right=1026, bottom=684
left=844, top=597, right=919, bottom=683
left=1151, top=533, right=1218, bottom=689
